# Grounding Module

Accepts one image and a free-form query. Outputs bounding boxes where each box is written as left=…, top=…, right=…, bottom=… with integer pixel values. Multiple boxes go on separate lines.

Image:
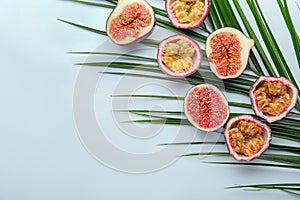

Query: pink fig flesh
left=184, top=84, right=229, bottom=131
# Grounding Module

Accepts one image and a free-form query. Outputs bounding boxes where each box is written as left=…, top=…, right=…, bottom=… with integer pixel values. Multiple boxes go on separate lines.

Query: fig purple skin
left=224, top=115, right=272, bottom=161
left=166, top=0, right=211, bottom=29
left=249, top=76, right=298, bottom=123
left=106, top=0, right=155, bottom=45
left=157, top=34, right=202, bottom=78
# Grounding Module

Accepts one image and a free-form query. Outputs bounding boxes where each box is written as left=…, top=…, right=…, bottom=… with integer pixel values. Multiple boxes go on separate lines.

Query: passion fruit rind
left=106, top=0, right=155, bottom=45
left=206, top=27, right=254, bottom=79
left=224, top=115, right=271, bottom=161
left=166, top=0, right=211, bottom=29
left=184, top=84, right=229, bottom=132
left=157, top=34, right=202, bottom=78
left=250, top=76, right=298, bottom=123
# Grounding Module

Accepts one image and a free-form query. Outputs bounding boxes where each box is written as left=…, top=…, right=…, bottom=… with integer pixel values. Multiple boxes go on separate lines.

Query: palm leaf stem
left=227, top=183, right=300, bottom=189
left=69, top=51, right=258, bottom=79
left=127, top=118, right=190, bottom=125
left=112, top=94, right=300, bottom=122
left=68, top=51, right=158, bottom=61
left=57, top=18, right=106, bottom=35
left=80, top=61, right=253, bottom=89
left=226, top=183, right=300, bottom=196
left=205, top=162, right=300, bottom=170
left=158, top=141, right=300, bottom=155
left=103, top=71, right=250, bottom=94
left=115, top=109, right=183, bottom=115
left=102, top=0, right=116, bottom=5
left=62, top=0, right=114, bottom=8
left=90, top=61, right=252, bottom=93
left=112, top=94, right=184, bottom=100
left=118, top=109, right=300, bottom=142
left=57, top=19, right=159, bottom=46
left=181, top=151, right=300, bottom=167
left=155, top=18, right=207, bottom=42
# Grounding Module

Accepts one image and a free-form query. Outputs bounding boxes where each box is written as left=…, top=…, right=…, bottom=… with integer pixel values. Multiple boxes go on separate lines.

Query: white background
left=0, top=0, right=299, bottom=199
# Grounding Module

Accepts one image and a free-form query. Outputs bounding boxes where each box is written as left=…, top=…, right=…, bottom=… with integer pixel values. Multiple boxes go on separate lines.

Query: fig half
left=106, top=0, right=155, bottom=45
left=206, top=27, right=254, bottom=79
left=224, top=115, right=271, bottom=161
left=250, top=76, right=298, bottom=123
left=184, top=84, right=229, bottom=131
left=166, top=0, right=211, bottom=29
left=157, top=34, right=202, bottom=78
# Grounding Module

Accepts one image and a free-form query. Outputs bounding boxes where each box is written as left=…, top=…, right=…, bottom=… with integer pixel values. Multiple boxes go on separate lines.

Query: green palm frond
left=246, top=0, right=298, bottom=90
left=181, top=152, right=300, bottom=167
left=61, top=0, right=300, bottom=110
left=111, top=102, right=300, bottom=143
left=226, top=183, right=300, bottom=196
left=159, top=142, right=300, bottom=155
left=277, top=0, right=300, bottom=68
left=68, top=51, right=158, bottom=61
left=57, top=18, right=160, bottom=46
left=232, top=0, right=275, bottom=76
left=62, top=0, right=300, bottom=195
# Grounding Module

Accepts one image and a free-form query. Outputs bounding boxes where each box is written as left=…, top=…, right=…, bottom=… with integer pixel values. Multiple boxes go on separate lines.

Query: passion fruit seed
left=224, top=115, right=271, bottom=161
left=162, top=39, right=195, bottom=72
left=255, top=81, right=291, bottom=116
left=108, top=3, right=152, bottom=42
left=208, top=32, right=242, bottom=77
left=171, top=0, right=205, bottom=25
left=250, top=76, right=298, bottom=123
left=157, top=34, right=202, bottom=78
left=184, top=84, right=229, bottom=131
left=229, top=120, right=265, bottom=157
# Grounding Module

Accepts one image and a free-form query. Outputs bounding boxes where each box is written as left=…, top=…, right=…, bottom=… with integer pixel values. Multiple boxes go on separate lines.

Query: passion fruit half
left=166, top=0, right=211, bottom=29
left=184, top=84, right=229, bottom=131
left=224, top=115, right=271, bottom=161
left=250, top=76, right=298, bottom=123
left=206, top=27, right=254, bottom=79
left=157, top=34, right=202, bottom=78
left=106, top=0, right=155, bottom=45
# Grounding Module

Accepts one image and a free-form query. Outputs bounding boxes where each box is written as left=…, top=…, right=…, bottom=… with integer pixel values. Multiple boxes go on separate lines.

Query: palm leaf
left=181, top=151, right=300, bottom=166
left=64, top=0, right=209, bottom=42
left=113, top=105, right=300, bottom=142
left=68, top=51, right=158, bottom=61
left=246, top=0, right=299, bottom=98
left=210, top=0, right=263, bottom=75
left=226, top=183, right=300, bottom=196
left=57, top=18, right=160, bottom=47
left=159, top=141, right=300, bottom=155
left=62, top=0, right=300, bottom=195
left=232, top=0, right=275, bottom=77
left=62, top=0, right=115, bottom=8
left=277, top=0, right=300, bottom=68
